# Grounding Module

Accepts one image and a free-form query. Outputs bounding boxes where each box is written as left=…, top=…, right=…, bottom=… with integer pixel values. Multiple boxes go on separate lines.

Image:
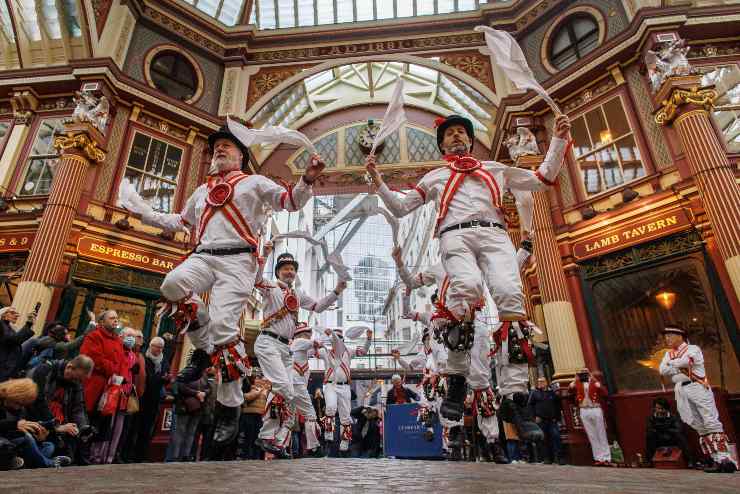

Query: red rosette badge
left=284, top=292, right=299, bottom=312
left=449, top=155, right=481, bottom=172
left=206, top=182, right=233, bottom=207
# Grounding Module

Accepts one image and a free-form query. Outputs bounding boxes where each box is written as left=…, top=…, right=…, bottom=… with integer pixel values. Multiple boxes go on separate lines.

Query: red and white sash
left=197, top=172, right=259, bottom=249
left=436, top=155, right=501, bottom=232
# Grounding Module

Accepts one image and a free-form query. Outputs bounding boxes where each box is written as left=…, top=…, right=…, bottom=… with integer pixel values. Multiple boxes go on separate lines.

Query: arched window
left=549, top=15, right=599, bottom=70
left=149, top=51, right=198, bottom=101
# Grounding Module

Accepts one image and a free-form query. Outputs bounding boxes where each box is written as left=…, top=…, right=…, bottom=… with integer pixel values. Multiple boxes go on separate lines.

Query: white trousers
left=160, top=252, right=256, bottom=408
left=324, top=382, right=352, bottom=451
left=494, top=363, right=530, bottom=398
left=292, top=377, right=320, bottom=451
left=675, top=382, right=724, bottom=436
left=255, top=334, right=295, bottom=443
left=440, top=227, right=525, bottom=321
left=580, top=407, right=611, bottom=462
left=446, top=321, right=491, bottom=389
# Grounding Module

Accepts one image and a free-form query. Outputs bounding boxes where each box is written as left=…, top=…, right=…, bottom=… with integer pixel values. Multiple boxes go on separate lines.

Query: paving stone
left=1, top=459, right=738, bottom=494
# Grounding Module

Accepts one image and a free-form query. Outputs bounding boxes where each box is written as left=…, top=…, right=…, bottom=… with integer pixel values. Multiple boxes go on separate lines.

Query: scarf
left=146, top=349, right=164, bottom=374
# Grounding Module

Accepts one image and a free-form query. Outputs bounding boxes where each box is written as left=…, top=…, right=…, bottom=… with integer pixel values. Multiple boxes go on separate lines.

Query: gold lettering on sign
left=573, top=211, right=691, bottom=260
left=77, top=236, right=178, bottom=274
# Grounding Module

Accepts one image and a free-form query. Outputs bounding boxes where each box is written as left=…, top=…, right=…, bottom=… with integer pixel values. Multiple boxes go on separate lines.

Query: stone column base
left=12, top=281, right=53, bottom=335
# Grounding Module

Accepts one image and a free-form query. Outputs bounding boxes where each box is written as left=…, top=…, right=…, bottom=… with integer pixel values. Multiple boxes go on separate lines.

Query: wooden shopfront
left=571, top=205, right=740, bottom=465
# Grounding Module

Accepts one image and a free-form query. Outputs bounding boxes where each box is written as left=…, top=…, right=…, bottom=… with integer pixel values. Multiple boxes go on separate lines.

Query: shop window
left=0, top=121, right=10, bottom=147
left=570, top=95, right=646, bottom=197
left=588, top=252, right=740, bottom=394
left=701, top=64, right=740, bottom=154
left=124, top=132, right=183, bottom=213
left=149, top=50, right=198, bottom=102
left=18, top=118, right=65, bottom=196
left=548, top=14, right=600, bottom=70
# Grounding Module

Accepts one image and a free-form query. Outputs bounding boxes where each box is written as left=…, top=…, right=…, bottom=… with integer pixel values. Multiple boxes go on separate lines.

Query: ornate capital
left=655, top=86, right=717, bottom=126
left=53, top=131, right=106, bottom=163
left=10, top=89, right=39, bottom=125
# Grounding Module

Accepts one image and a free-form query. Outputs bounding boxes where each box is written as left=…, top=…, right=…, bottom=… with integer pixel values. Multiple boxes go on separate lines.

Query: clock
left=359, top=120, right=384, bottom=155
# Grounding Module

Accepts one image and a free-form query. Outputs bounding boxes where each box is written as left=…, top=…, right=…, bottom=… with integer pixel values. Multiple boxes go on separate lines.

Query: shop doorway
left=580, top=231, right=740, bottom=394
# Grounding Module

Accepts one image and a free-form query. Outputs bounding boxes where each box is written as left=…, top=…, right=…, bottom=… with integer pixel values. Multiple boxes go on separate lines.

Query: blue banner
left=383, top=403, right=444, bottom=458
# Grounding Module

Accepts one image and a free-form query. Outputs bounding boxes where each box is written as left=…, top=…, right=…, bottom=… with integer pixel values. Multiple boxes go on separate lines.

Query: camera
left=577, top=372, right=590, bottom=383
left=78, top=425, right=96, bottom=443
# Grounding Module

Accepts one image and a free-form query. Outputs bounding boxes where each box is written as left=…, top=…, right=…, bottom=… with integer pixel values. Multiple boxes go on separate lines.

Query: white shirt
left=290, top=338, right=316, bottom=384
left=143, top=174, right=312, bottom=250
left=659, top=342, right=706, bottom=384
left=322, top=333, right=371, bottom=384
left=377, top=137, right=567, bottom=234
left=257, top=281, right=338, bottom=340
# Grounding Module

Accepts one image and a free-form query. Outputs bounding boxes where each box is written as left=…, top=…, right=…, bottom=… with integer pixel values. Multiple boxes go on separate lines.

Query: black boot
left=440, top=374, right=467, bottom=422
left=446, top=426, right=463, bottom=461
left=208, top=404, right=240, bottom=460
left=490, top=441, right=508, bottom=464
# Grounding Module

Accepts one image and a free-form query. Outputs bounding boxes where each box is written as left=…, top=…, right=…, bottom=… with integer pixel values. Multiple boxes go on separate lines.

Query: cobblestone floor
left=2, top=459, right=738, bottom=494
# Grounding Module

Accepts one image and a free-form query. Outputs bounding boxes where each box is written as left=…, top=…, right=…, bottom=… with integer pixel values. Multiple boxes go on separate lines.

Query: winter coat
left=79, top=326, right=127, bottom=413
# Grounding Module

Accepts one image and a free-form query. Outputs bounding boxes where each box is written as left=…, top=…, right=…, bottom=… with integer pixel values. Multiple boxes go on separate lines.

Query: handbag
left=126, top=388, right=140, bottom=414
left=98, top=378, right=123, bottom=417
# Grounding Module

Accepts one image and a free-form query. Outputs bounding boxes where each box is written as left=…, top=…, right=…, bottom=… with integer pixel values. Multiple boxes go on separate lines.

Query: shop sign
left=0, top=232, right=35, bottom=252
left=573, top=208, right=693, bottom=260
left=77, top=236, right=179, bottom=274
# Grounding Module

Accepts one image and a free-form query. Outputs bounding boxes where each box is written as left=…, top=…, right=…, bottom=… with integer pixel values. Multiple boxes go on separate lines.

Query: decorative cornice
left=655, top=86, right=716, bottom=126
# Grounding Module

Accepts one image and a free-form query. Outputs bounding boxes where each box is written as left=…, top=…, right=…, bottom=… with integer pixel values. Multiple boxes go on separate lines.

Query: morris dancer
left=659, top=326, right=737, bottom=473
left=367, top=114, right=570, bottom=423
left=254, top=252, right=345, bottom=458
left=320, top=327, right=371, bottom=456
left=128, top=126, right=324, bottom=450
left=392, top=246, right=528, bottom=463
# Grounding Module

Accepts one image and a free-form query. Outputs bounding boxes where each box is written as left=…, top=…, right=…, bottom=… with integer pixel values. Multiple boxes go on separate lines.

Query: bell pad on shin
left=441, top=321, right=475, bottom=351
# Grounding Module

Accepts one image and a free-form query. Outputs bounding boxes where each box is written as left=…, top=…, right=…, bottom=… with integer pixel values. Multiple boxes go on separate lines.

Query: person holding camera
left=168, top=352, right=211, bottom=462
left=26, top=355, right=95, bottom=464
left=0, top=378, right=72, bottom=468
left=645, top=397, right=691, bottom=467
left=569, top=368, right=611, bottom=466
left=0, top=306, right=37, bottom=383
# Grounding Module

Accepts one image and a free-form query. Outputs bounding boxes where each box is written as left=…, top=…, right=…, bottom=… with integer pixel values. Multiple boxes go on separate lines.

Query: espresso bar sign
left=572, top=209, right=693, bottom=260
left=77, top=236, right=179, bottom=274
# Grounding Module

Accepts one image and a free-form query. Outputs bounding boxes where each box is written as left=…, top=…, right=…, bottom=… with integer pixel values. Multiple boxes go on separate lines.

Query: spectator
left=22, top=321, right=90, bottom=370
left=79, top=310, right=127, bottom=465
left=569, top=368, right=611, bottom=466
left=133, top=336, right=172, bottom=462
left=192, top=367, right=217, bottom=461
left=0, top=378, right=71, bottom=468
left=312, top=388, right=326, bottom=422
left=119, top=328, right=147, bottom=463
left=350, top=406, right=382, bottom=458
left=26, top=355, right=94, bottom=464
left=238, top=374, right=269, bottom=460
left=167, top=354, right=210, bottom=462
left=645, top=397, right=692, bottom=466
left=0, top=307, right=36, bottom=383
left=528, top=377, right=565, bottom=464
left=385, top=374, right=420, bottom=406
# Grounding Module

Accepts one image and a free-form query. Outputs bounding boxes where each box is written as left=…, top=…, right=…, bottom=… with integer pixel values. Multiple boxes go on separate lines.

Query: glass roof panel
left=0, top=2, right=15, bottom=42
left=181, top=0, right=246, bottom=27
left=251, top=0, right=495, bottom=30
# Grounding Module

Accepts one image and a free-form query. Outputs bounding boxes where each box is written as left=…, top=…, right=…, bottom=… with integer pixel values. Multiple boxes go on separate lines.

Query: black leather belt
left=440, top=220, right=506, bottom=236
left=261, top=330, right=289, bottom=345
left=196, top=246, right=255, bottom=256
left=681, top=381, right=693, bottom=387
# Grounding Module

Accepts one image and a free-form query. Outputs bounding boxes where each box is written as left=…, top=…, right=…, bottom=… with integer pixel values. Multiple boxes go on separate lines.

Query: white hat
left=391, top=374, right=402, bottom=383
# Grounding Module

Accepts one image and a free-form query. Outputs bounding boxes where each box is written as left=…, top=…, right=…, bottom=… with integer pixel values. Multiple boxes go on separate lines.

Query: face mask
left=123, top=336, right=136, bottom=349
